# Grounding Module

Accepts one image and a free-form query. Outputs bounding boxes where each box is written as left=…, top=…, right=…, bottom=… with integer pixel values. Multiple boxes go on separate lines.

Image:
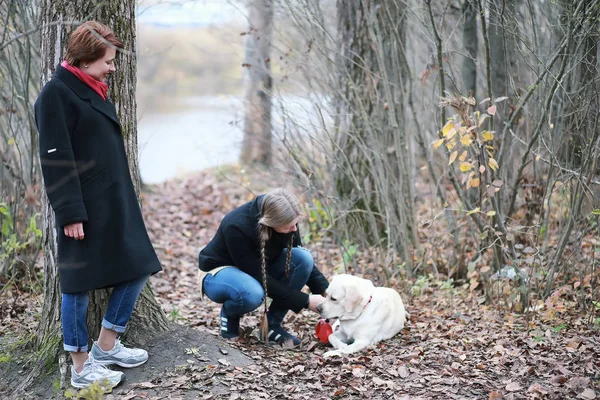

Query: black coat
left=35, top=65, right=161, bottom=294
left=199, top=195, right=329, bottom=313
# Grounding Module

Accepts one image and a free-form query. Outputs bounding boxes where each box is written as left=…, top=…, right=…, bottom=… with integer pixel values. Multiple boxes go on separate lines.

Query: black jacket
left=199, top=195, right=329, bottom=312
left=35, top=65, right=162, bottom=293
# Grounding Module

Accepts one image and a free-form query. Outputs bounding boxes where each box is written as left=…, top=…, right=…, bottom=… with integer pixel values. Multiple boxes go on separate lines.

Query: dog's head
left=318, top=274, right=375, bottom=320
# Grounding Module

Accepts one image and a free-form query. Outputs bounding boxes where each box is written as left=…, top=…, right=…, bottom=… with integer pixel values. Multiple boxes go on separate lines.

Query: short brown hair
left=65, top=21, right=124, bottom=67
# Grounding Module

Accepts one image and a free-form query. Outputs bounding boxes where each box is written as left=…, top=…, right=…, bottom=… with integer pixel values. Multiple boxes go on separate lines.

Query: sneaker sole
left=93, top=358, right=148, bottom=368
left=70, top=374, right=125, bottom=389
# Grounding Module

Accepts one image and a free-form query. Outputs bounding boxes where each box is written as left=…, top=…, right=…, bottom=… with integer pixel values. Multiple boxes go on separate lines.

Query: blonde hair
left=257, top=188, right=302, bottom=341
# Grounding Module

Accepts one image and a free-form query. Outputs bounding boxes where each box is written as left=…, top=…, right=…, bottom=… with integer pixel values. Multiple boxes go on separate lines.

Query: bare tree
left=240, top=0, right=274, bottom=166
left=260, top=0, right=598, bottom=304
left=331, top=0, right=416, bottom=269
left=488, top=0, right=516, bottom=100
left=462, top=0, right=477, bottom=96
left=0, top=0, right=41, bottom=283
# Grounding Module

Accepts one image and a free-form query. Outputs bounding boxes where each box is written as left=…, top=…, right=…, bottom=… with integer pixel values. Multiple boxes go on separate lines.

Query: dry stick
left=0, top=20, right=84, bottom=52
left=383, top=2, right=420, bottom=252
left=544, top=138, right=600, bottom=298
left=0, top=0, right=40, bottom=279
left=364, top=1, right=415, bottom=265
left=392, top=5, right=463, bottom=267
left=475, top=0, right=516, bottom=266
left=332, top=20, right=395, bottom=249
left=544, top=72, right=600, bottom=298
left=506, top=22, right=575, bottom=218
left=0, top=0, right=12, bottom=46
left=425, top=0, right=486, bottom=233
left=496, top=30, right=573, bottom=169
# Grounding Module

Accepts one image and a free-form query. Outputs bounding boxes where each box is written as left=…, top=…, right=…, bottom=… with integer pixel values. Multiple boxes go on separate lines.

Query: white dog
left=317, top=274, right=407, bottom=358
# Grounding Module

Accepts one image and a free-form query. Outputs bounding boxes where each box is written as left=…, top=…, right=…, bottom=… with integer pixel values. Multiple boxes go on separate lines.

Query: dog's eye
left=330, top=297, right=337, bottom=302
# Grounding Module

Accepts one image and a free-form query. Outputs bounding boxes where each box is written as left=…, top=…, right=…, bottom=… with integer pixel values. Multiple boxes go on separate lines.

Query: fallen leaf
left=506, top=381, right=522, bottom=392
left=568, top=376, right=590, bottom=390
left=579, top=389, right=596, bottom=399
left=137, top=381, right=156, bottom=388
left=398, top=365, right=409, bottom=378
left=550, top=375, right=568, bottom=386
left=528, top=383, right=549, bottom=395
left=489, top=391, right=503, bottom=400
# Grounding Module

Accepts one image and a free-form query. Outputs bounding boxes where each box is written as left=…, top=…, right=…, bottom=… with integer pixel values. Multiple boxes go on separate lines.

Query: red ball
left=315, top=319, right=333, bottom=343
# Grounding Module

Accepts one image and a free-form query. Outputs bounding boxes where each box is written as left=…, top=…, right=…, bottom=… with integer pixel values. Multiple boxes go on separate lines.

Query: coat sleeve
left=35, top=83, right=88, bottom=228
left=224, top=224, right=309, bottom=313
left=306, top=266, right=329, bottom=295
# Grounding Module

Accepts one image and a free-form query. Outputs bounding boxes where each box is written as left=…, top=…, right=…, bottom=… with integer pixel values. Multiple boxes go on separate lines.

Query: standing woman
left=35, top=21, right=162, bottom=389
left=199, top=188, right=328, bottom=346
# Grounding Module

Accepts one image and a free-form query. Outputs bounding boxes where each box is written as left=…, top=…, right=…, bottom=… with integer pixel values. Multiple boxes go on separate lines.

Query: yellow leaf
left=7, top=137, right=15, bottom=145
left=442, top=121, right=455, bottom=137
left=460, top=135, right=472, bottom=147
left=446, top=141, right=456, bottom=150
left=482, top=131, right=495, bottom=142
left=488, top=105, right=497, bottom=115
left=489, top=158, right=499, bottom=171
left=433, top=138, right=444, bottom=149
left=448, top=150, right=458, bottom=165
left=459, top=151, right=468, bottom=162
left=460, top=162, right=473, bottom=172
left=471, top=177, right=480, bottom=187
left=467, top=207, right=480, bottom=215
left=487, top=211, right=496, bottom=216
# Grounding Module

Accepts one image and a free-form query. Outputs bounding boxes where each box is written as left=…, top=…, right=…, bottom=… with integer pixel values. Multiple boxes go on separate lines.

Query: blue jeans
left=62, top=275, right=148, bottom=352
left=203, top=247, right=313, bottom=326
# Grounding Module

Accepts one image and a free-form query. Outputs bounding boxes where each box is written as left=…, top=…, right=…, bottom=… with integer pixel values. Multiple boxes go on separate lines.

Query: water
left=137, top=94, right=330, bottom=184
left=138, top=96, right=245, bottom=184
left=136, top=1, right=244, bottom=28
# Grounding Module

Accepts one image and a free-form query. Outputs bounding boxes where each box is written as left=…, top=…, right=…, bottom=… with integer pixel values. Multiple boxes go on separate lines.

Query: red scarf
left=60, top=60, right=108, bottom=100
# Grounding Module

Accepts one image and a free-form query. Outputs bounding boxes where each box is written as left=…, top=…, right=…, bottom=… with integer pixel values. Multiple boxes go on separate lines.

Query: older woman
left=35, top=21, right=161, bottom=389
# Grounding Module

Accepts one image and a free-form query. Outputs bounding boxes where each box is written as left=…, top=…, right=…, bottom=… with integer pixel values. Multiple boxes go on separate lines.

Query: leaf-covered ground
left=1, top=167, right=599, bottom=399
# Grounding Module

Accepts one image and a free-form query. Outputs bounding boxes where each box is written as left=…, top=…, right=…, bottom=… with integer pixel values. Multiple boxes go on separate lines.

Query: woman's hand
left=308, top=294, right=326, bottom=312
left=64, top=222, right=85, bottom=240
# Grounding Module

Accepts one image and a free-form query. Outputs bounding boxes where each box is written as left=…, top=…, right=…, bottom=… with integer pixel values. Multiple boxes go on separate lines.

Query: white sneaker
left=90, top=339, right=148, bottom=368
left=70, top=354, right=124, bottom=389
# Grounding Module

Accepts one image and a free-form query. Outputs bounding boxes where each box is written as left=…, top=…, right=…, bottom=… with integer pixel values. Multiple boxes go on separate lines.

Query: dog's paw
left=322, top=350, right=341, bottom=358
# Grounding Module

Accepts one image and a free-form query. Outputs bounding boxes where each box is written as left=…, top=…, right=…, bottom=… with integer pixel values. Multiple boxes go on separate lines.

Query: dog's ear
left=343, top=283, right=364, bottom=313
left=343, top=277, right=375, bottom=313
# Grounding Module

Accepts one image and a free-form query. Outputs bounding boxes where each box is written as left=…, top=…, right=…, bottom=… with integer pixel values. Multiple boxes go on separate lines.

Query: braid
left=259, top=224, right=270, bottom=342
left=284, top=236, right=293, bottom=283
left=256, top=188, right=303, bottom=341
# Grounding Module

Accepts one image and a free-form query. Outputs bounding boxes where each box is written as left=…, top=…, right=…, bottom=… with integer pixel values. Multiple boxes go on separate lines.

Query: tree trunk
left=240, top=0, right=273, bottom=167
left=488, top=0, right=516, bottom=99
left=20, top=0, right=169, bottom=392
left=462, top=0, right=478, bottom=96
left=334, top=0, right=415, bottom=269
